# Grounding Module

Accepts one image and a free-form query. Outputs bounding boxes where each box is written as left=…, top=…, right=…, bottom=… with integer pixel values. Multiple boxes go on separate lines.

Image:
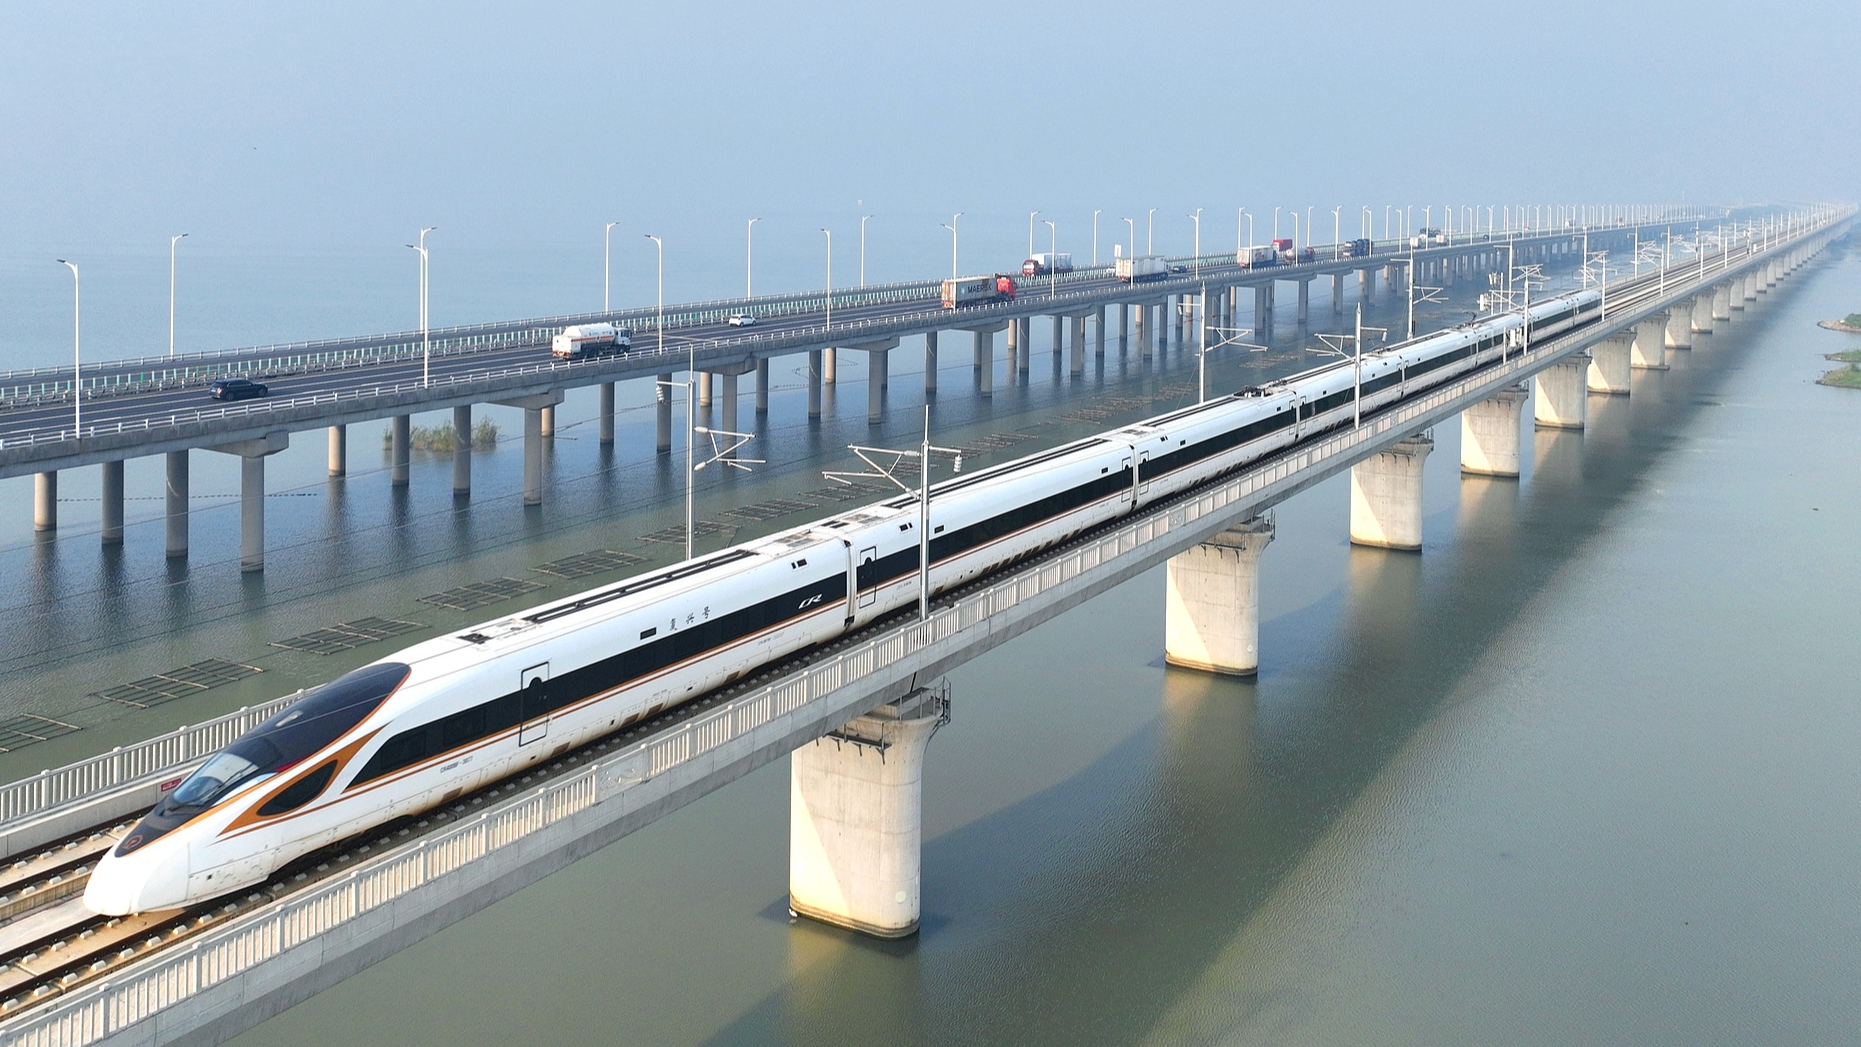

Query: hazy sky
left=1, top=0, right=1855, bottom=348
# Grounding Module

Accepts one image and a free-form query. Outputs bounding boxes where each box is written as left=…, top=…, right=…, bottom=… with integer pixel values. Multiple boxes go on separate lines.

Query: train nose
left=83, top=843, right=190, bottom=916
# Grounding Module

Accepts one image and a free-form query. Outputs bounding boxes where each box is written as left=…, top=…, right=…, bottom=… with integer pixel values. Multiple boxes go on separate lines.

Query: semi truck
left=551, top=323, right=633, bottom=359
left=942, top=274, right=1017, bottom=308
left=1114, top=254, right=1168, bottom=282
left=1347, top=238, right=1372, bottom=257
left=1239, top=246, right=1280, bottom=268
left=1021, top=252, right=1074, bottom=277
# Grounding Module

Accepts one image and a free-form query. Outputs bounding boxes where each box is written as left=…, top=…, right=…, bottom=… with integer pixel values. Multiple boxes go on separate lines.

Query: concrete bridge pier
left=754, top=360, right=770, bottom=415
left=165, top=450, right=189, bottom=558
left=1665, top=309, right=1692, bottom=350
left=598, top=382, right=616, bottom=444
left=923, top=332, right=938, bottom=397
left=807, top=352, right=823, bottom=419
left=497, top=391, right=564, bottom=507
left=718, top=372, right=739, bottom=453
left=789, top=686, right=948, bottom=938
left=1173, top=296, right=1186, bottom=345
left=1588, top=336, right=1632, bottom=394
left=327, top=425, right=346, bottom=476
left=33, top=472, right=55, bottom=532
left=1460, top=384, right=1528, bottom=477
left=866, top=348, right=888, bottom=425
left=1294, top=277, right=1312, bottom=327
left=1019, top=318, right=1034, bottom=379
left=1254, top=285, right=1273, bottom=340
left=1094, top=305, right=1106, bottom=361
left=1118, top=302, right=1130, bottom=352
left=696, top=375, right=712, bottom=410
left=1360, top=266, right=1377, bottom=305
left=1134, top=302, right=1151, bottom=360
left=657, top=374, right=674, bottom=449
left=1741, top=272, right=1759, bottom=303
left=1331, top=273, right=1345, bottom=313
left=211, top=430, right=288, bottom=573
left=1164, top=516, right=1275, bottom=676
left=100, top=459, right=124, bottom=545
left=1711, top=284, right=1732, bottom=321
left=1729, top=277, right=1748, bottom=311
left=1068, top=314, right=1087, bottom=377
left=823, top=348, right=837, bottom=385
left=452, top=405, right=472, bottom=498
left=540, top=404, right=557, bottom=438
left=1689, top=294, right=1715, bottom=334
left=1533, top=353, right=1589, bottom=430
left=390, top=414, right=411, bottom=487
left=1631, top=314, right=1669, bottom=370
left=965, top=323, right=1006, bottom=398
left=1350, top=432, right=1433, bottom=550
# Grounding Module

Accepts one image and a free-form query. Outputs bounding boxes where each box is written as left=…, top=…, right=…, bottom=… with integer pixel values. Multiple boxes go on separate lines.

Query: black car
left=208, top=378, right=269, bottom=401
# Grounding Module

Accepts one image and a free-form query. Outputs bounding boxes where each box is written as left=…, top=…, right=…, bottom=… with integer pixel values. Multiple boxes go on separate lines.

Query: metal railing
left=0, top=694, right=300, bottom=828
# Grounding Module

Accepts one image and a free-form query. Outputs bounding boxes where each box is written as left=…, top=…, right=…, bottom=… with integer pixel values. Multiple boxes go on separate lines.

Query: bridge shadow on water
left=693, top=296, right=1789, bottom=1046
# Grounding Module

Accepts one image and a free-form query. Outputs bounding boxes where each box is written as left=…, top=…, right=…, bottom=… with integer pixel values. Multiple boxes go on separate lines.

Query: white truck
left=1021, top=252, right=1074, bottom=277
left=1114, top=254, right=1168, bottom=283
left=551, top=323, right=632, bottom=359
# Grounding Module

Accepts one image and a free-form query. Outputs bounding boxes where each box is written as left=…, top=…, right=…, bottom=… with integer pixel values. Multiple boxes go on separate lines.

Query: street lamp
left=1147, top=208, right=1156, bottom=254
left=1028, top=210, right=1039, bottom=259
left=1042, top=219, right=1057, bottom=298
left=745, top=217, right=760, bottom=299
left=1291, top=211, right=1300, bottom=258
left=1274, top=206, right=1281, bottom=241
left=1362, top=206, right=1372, bottom=241
left=860, top=214, right=873, bottom=286
left=821, top=228, right=832, bottom=329
left=646, top=233, right=693, bottom=559
left=940, top=213, right=962, bottom=279
left=168, top=233, right=188, bottom=357
left=1186, top=208, right=1202, bottom=275
left=1122, top=217, right=1135, bottom=257
left=1331, top=207, right=1341, bottom=258
left=604, top=221, right=619, bottom=311
left=405, top=227, right=435, bottom=387
left=57, top=259, right=79, bottom=435
left=1092, top=209, right=1103, bottom=266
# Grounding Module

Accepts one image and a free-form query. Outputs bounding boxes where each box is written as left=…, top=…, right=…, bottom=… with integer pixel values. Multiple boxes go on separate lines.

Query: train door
left=1136, top=448, right=1153, bottom=498
left=519, top=662, right=550, bottom=746
left=856, top=546, right=879, bottom=609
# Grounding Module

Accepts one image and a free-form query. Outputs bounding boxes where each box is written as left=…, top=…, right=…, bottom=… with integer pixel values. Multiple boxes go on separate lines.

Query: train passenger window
left=257, top=761, right=338, bottom=817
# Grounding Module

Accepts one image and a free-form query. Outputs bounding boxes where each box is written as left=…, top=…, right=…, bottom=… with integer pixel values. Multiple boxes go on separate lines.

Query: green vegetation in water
left=1818, top=364, right=1861, bottom=389
left=1827, top=349, right=1861, bottom=363
left=381, top=418, right=501, bottom=452
left=1845, top=313, right=1861, bottom=326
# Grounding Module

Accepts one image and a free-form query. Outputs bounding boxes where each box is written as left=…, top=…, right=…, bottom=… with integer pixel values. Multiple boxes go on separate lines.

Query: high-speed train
left=84, top=288, right=1602, bottom=915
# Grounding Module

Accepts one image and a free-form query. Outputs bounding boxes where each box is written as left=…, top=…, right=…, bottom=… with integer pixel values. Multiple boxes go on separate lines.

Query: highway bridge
left=4, top=216, right=1713, bottom=573
left=0, top=202, right=1845, bottom=1046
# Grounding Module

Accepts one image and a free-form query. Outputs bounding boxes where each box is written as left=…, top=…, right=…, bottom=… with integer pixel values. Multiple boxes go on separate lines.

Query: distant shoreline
left=1818, top=319, right=1861, bottom=333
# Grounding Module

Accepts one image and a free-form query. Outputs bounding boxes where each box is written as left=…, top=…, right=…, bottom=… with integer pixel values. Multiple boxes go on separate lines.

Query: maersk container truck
left=942, top=275, right=1017, bottom=308
left=1115, top=255, right=1168, bottom=283
left=551, top=323, right=632, bottom=358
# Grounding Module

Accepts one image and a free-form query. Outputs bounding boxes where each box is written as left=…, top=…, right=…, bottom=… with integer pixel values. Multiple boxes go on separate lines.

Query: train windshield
left=166, top=662, right=410, bottom=811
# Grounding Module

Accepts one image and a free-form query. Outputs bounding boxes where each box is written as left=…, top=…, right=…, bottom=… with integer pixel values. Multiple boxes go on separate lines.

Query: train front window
left=170, top=750, right=264, bottom=807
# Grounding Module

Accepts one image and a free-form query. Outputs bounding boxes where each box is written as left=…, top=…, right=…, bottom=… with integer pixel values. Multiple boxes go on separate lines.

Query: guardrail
left=0, top=695, right=300, bottom=829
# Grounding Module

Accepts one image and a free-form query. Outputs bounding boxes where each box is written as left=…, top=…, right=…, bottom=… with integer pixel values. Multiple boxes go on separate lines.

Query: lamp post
left=1331, top=207, right=1341, bottom=258
left=1273, top=206, right=1281, bottom=241
left=1362, top=206, right=1372, bottom=240
left=646, top=233, right=692, bottom=559
left=168, top=233, right=187, bottom=357
left=860, top=214, right=873, bottom=286
left=1291, top=212, right=1300, bottom=258
left=1245, top=211, right=1254, bottom=254
left=745, top=217, right=760, bottom=299
left=604, top=221, right=619, bottom=311
left=941, top=212, right=962, bottom=279
left=1092, top=209, right=1103, bottom=266
left=1043, top=219, right=1057, bottom=298
left=1122, top=217, right=1135, bottom=257
left=1186, top=208, right=1202, bottom=275
left=1028, top=210, right=1039, bottom=259
left=1147, top=208, right=1156, bottom=255
left=821, top=229, right=832, bottom=329
left=406, top=226, right=435, bottom=387
left=57, top=259, right=79, bottom=435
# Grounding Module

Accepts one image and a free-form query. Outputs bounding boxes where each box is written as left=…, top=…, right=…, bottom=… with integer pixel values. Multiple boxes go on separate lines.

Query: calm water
left=5, top=239, right=1858, bottom=1045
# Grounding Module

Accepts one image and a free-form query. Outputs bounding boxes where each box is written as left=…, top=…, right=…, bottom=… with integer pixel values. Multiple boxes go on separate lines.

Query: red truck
left=942, top=275, right=1017, bottom=308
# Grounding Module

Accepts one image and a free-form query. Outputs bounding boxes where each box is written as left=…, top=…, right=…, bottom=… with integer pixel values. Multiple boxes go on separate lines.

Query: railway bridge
left=0, top=205, right=1846, bottom=1046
